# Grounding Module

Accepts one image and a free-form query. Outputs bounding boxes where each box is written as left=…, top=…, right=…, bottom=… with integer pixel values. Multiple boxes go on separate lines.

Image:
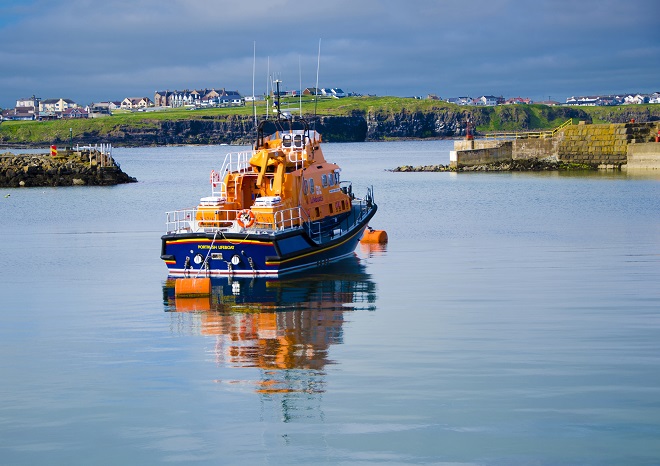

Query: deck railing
left=166, top=206, right=307, bottom=234
left=166, top=188, right=375, bottom=240
left=482, top=118, right=574, bottom=140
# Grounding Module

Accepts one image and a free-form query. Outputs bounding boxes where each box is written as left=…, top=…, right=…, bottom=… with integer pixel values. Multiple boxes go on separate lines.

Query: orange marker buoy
left=174, top=277, right=211, bottom=297
left=360, top=228, right=388, bottom=244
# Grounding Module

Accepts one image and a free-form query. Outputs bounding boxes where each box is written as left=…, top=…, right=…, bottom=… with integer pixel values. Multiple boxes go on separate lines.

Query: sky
left=1, top=0, right=659, bottom=109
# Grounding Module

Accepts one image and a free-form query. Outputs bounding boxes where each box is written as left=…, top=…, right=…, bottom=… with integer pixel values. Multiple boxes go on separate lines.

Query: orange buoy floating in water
left=174, top=277, right=211, bottom=297
left=360, top=227, right=388, bottom=244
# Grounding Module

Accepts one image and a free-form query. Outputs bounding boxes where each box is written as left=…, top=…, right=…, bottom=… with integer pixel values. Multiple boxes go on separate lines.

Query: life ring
left=236, top=209, right=255, bottom=228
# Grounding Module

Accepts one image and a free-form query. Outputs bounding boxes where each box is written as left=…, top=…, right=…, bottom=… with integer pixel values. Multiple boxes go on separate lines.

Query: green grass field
left=1, top=97, right=658, bottom=144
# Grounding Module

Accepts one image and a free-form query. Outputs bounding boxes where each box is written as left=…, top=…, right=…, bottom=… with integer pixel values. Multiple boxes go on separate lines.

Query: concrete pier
left=450, top=122, right=660, bottom=170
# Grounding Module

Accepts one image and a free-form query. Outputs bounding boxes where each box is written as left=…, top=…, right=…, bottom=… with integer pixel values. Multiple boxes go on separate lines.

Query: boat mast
left=313, top=38, right=321, bottom=126
left=252, top=41, right=257, bottom=128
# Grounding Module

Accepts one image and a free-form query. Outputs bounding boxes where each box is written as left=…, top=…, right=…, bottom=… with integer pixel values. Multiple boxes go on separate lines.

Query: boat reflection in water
left=163, top=257, right=376, bottom=401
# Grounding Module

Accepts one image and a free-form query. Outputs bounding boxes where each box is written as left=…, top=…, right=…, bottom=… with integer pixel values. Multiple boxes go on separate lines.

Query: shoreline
left=390, top=159, right=597, bottom=172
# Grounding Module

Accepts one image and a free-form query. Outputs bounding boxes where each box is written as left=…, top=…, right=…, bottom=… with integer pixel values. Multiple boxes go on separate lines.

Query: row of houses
left=153, top=87, right=345, bottom=107
left=428, top=95, right=537, bottom=106
left=429, top=92, right=660, bottom=107
left=154, top=88, right=244, bottom=108
left=1, top=85, right=347, bottom=120
left=1, top=95, right=160, bottom=120
left=565, top=93, right=660, bottom=106
left=4, top=87, right=657, bottom=121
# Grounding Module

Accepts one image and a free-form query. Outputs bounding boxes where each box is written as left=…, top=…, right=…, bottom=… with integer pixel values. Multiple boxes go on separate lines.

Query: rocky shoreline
left=0, top=150, right=137, bottom=187
left=390, top=159, right=596, bottom=172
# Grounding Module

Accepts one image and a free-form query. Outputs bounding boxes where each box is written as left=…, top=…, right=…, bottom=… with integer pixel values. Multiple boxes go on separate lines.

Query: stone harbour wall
left=451, top=122, right=660, bottom=169
left=555, top=122, right=657, bottom=167
left=0, top=150, right=137, bottom=187
left=627, top=142, right=660, bottom=169
left=450, top=141, right=512, bottom=167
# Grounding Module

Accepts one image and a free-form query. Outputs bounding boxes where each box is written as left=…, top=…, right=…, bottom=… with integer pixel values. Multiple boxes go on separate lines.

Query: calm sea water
left=1, top=141, right=659, bottom=465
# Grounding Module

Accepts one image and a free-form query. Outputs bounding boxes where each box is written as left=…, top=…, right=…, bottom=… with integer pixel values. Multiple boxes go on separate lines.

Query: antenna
left=265, top=57, right=270, bottom=119
left=274, top=79, right=284, bottom=119
left=314, top=38, right=321, bottom=125
left=299, top=55, right=302, bottom=118
left=252, top=41, right=257, bottom=128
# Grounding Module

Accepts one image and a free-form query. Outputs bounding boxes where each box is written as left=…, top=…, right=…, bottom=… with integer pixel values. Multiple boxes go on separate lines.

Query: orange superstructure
left=196, top=121, right=353, bottom=232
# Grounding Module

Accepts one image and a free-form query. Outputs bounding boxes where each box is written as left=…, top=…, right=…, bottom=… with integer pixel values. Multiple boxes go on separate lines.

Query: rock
left=0, top=151, right=137, bottom=187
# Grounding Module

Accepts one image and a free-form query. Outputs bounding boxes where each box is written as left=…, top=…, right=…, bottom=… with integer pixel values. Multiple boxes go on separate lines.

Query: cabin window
left=309, top=178, right=315, bottom=194
left=322, top=174, right=328, bottom=187
left=328, top=174, right=334, bottom=186
left=303, top=179, right=308, bottom=195
left=334, top=172, right=340, bottom=184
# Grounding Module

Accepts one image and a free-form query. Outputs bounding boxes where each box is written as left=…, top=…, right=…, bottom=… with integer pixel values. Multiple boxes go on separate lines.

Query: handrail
left=483, top=119, right=574, bottom=140
left=166, top=191, right=376, bottom=241
left=166, top=206, right=307, bottom=234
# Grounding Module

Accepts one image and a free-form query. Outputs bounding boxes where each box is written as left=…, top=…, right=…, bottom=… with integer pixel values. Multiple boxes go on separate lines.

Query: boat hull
left=161, top=205, right=376, bottom=277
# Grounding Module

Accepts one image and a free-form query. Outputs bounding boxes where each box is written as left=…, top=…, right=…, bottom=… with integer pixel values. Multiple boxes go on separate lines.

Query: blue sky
left=1, top=0, right=658, bottom=108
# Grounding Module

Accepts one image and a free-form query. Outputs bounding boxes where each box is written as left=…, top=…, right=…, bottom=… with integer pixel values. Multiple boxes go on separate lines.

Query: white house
left=475, top=95, right=499, bottom=106
left=446, top=97, right=473, bottom=106
left=624, top=94, right=649, bottom=104
left=566, top=96, right=599, bottom=106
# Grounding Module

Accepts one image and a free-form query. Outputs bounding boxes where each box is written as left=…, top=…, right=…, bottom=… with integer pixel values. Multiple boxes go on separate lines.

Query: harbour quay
left=450, top=121, right=660, bottom=170
left=0, top=144, right=137, bottom=187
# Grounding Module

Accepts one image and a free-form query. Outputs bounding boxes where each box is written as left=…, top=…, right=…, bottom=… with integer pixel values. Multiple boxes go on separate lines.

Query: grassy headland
left=1, top=97, right=658, bottom=146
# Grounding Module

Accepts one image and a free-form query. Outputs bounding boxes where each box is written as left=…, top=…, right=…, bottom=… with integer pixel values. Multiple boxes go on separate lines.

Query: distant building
left=566, top=95, right=626, bottom=106
left=217, top=89, right=244, bottom=107
left=474, top=95, right=500, bottom=106
left=624, top=94, right=649, bottom=105
left=87, top=102, right=113, bottom=117
left=535, top=100, right=561, bottom=106
left=39, top=98, right=77, bottom=113
left=320, top=88, right=346, bottom=98
left=566, top=96, right=599, bottom=106
left=62, top=107, right=88, bottom=119
left=505, top=97, right=533, bottom=105
left=16, top=96, right=40, bottom=109
left=120, top=97, right=153, bottom=109
left=2, top=107, right=37, bottom=120
left=446, top=97, right=473, bottom=106
left=7, top=96, right=41, bottom=120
